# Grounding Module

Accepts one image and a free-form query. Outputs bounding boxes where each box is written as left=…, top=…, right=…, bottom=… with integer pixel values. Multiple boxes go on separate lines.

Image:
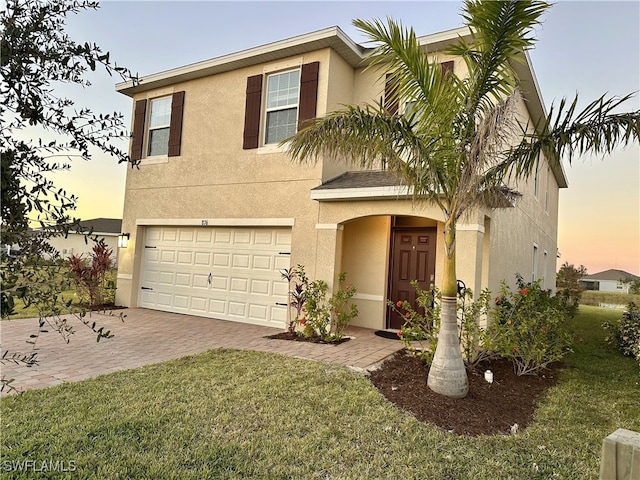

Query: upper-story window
left=131, top=91, right=185, bottom=162
left=147, top=96, right=172, bottom=156
left=242, top=62, right=319, bottom=150
left=265, top=70, right=300, bottom=145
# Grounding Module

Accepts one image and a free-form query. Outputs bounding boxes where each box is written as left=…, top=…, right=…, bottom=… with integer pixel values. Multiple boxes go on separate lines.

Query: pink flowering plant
left=488, top=275, right=573, bottom=375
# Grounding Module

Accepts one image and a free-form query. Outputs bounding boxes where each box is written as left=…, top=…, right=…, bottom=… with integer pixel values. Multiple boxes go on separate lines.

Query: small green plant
left=68, top=242, right=115, bottom=309
left=603, top=302, right=640, bottom=367
left=488, top=276, right=573, bottom=375
left=389, top=283, right=494, bottom=369
left=283, top=265, right=358, bottom=342
left=300, top=272, right=358, bottom=342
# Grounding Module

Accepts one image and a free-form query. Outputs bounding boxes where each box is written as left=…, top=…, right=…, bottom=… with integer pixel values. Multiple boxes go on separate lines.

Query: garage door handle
left=141, top=286, right=153, bottom=290
left=145, top=245, right=157, bottom=249
left=278, top=252, right=291, bottom=255
left=275, top=302, right=288, bottom=306
left=208, top=273, right=212, bottom=285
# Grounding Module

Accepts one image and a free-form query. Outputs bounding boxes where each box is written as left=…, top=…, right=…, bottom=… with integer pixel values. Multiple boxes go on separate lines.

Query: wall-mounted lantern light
left=117, top=233, right=130, bottom=248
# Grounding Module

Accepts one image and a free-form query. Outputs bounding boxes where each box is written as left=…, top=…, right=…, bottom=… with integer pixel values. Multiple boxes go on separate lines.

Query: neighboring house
left=44, top=218, right=122, bottom=264
left=581, top=269, right=639, bottom=294
left=114, top=26, right=567, bottom=331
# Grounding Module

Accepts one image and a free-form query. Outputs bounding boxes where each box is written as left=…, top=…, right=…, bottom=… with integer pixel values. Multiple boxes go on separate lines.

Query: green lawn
left=1, top=306, right=638, bottom=479
left=4, top=288, right=79, bottom=320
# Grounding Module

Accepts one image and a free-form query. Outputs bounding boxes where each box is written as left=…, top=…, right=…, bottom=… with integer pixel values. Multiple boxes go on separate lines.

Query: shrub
left=555, top=262, right=587, bottom=317
left=488, top=276, right=573, bottom=375
left=282, top=265, right=358, bottom=342
left=603, top=302, right=640, bottom=366
left=389, top=283, right=494, bottom=369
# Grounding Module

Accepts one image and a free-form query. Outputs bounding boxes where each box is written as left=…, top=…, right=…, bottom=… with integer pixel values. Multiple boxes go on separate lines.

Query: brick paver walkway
left=1, top=308, right=402, bottom=395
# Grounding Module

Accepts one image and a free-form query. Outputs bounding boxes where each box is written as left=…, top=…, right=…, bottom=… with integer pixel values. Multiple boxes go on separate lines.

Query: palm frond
left=449, top=0, right=550, bottom=115
left=506, top=93, right=640, bottom=180
left=353, top=17, right=462, bottom=127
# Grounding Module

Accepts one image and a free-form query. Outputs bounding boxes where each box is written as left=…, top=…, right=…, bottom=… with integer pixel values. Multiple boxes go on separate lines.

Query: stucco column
left=314, top=223, right=344, bottom=291
left=455, top=223, right=485, bottom=297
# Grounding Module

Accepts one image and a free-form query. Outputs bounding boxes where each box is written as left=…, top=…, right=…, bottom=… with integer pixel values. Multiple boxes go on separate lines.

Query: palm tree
left=285, top=0, right=640, bottom=398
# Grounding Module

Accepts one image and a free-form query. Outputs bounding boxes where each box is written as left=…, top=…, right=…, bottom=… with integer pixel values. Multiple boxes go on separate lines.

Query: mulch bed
left=266, top=331, right=351, bottom=345
left=75, top=303, right=127, bottom=312
left=368, top=349, right=562, bottom=436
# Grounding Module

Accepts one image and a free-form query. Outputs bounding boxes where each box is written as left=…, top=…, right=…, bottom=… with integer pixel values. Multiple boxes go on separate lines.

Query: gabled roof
left=74, top=218, right=122, bottom=236
left=115, top=24, right=567, bottom=189
left=582, top=269, right=639, bottom=282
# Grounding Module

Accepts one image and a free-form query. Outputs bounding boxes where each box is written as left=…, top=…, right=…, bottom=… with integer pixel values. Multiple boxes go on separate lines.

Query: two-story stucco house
left=114, top=25, right=567, bottom=331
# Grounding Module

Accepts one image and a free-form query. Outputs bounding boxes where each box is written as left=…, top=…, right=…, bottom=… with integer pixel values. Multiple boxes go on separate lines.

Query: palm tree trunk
left=426, top=220, right=469, bottom=398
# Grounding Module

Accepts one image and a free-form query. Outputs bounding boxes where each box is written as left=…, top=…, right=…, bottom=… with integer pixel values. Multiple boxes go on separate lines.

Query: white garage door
left=139, top=226, right=291, bottom=327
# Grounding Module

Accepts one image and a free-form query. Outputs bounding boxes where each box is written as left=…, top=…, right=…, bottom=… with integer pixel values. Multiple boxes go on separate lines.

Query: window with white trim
left=532, top=244, right=539, bottom=282
left=264, top=69, right=300, bottom=144
left=147, top=96, right=172, bottom=156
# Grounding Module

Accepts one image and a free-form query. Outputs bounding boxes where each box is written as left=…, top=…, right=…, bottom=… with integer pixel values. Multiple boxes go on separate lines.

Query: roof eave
left=116, top=26, right=368, bottom=96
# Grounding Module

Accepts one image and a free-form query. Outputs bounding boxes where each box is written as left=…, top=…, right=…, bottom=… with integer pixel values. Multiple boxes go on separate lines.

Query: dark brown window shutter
left=441, top=61, right=454, bottom=77
left=131, top=99, right=147, bottom=161
left=384, top=73, right=399, bottom=115
left=298, top=61, right=319, bottom=128
left=243, top=74, right=263, bottom=149
left=168, top=91, right=185, bottom=157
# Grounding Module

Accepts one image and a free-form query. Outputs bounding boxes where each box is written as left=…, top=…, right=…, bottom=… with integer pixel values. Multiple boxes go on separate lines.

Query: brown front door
left=388, top=229, right=436, bottom=329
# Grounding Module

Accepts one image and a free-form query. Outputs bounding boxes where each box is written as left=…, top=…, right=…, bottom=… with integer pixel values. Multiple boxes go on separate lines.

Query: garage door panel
left=273, top=281, right=289, bottom=297
left=178, top=230, right=194, bottom=242
left=190, top=297, right=207, bottom=312
left=157, top=292, right=173, bottom=307
left=140, top=226, right=291, bottom=327
left=144, top=250, right=160, bottom=262
left=174, top=295, right=189, bottom=309
left=162, top=229, right=178, bottom=242
left=232, top=254, right=250, bottom=269
left=213, top=253, right=230, bottom=267
left=229, top=302, right=246, bottom=317
left=233, top=231, right=251, bottom=245
left=274, top=256, right=291, bottom=270
left=230, top=277, right=248, bottom=293
left=160, top=250, right=176, bottom=263
left=158, top=271, right=174, bottom=285
left=271, top=305, right=287, bottom=322
left=147, top=228, right=162, bottom=241
left=175, top=273, right=191, bottom=287
left=251, top=279, right=270, bottom=295
left=209, top=275, right=228, bottom=291
left=194, top=252, right=211, bottom=266
left=248, top=304, right=268, bottom=321
left=196, top=230, right=212, bottom=243
left=190, top=274, right=207, bottom=288
left=252, top=255, right=272, bottom=270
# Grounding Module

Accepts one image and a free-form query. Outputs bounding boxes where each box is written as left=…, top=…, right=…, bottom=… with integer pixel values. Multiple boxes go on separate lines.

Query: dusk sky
left=45, top=1, right=639, bottom=276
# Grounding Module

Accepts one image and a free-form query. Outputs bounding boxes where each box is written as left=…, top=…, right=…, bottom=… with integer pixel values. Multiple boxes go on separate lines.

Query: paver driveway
left=1, top=308, right=402, bottom=395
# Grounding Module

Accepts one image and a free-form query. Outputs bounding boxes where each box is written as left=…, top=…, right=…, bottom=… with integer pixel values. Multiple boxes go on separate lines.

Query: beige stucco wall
left=46, top=234, right=119, bottom=265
